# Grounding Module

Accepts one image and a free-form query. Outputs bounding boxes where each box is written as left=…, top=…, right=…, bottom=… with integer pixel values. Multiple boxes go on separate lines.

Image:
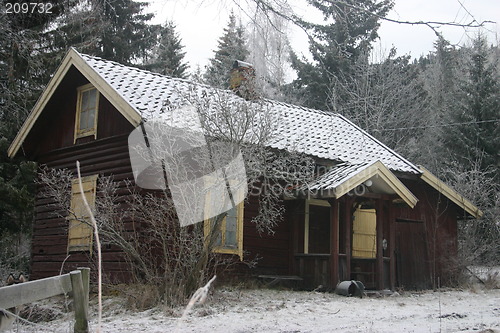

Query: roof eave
left=418, top=166, right=483, bottom=219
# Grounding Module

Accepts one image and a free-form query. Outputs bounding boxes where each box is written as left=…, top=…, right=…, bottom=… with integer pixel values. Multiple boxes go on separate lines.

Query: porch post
left=389, top=203, right=396, bottom=290
left=376, top=199, right=384, bottom=290
left=288, top=202, right=297, bottom=275
left=329, top=199, right=339, bottom=288
left=345, top=198, right=352, bottom=280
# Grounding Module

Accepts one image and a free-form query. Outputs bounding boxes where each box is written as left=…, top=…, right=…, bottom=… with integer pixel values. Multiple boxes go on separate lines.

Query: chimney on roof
left=229, top=60, right=257, bottom=100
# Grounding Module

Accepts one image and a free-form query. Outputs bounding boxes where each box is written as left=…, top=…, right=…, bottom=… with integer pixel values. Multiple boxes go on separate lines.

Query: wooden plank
left=258, top=275, right=303, bottom=281
left=330, top=199, right=339, bottom=287
left=304, top=201, right=310, bottom=254
left=70, top=270, right=89, bottom=333
left=344, top=198, right=352, bottom=280
left=287, top=202, right=295, bottom=275
left=389, top=203, right=396, bottom=290
left=0, top=273, right=72, bottom=309
left=376, top=199, right=384, bottom=290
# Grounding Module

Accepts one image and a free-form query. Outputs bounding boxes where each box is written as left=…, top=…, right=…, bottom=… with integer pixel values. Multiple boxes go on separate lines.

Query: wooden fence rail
left=0, top=267, right=90, bottom=333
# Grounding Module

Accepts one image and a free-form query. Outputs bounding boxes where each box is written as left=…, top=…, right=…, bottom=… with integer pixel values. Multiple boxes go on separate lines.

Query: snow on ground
left=12, top=287, right=499, bottom=333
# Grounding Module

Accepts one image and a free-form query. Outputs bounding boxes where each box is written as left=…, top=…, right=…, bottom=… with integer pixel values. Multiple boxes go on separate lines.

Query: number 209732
left=5, top=2, right=53, bottom=14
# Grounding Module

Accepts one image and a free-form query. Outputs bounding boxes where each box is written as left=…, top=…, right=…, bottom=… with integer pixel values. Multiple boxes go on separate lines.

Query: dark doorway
left=308, top=204, right=330, bottom=254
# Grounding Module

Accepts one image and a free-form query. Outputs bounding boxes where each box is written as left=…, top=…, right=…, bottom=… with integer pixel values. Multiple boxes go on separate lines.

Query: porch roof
left=302, top=160, right=418, bottom=208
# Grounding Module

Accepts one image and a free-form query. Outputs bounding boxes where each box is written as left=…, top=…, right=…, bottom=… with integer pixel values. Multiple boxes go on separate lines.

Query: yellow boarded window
left=352, top=208, right=376, bottom=259
left=68, top=175, right=98, bottom=252
left=75, top=84, right=99, bottom=141
left=204, top=202, right=244, bottom=260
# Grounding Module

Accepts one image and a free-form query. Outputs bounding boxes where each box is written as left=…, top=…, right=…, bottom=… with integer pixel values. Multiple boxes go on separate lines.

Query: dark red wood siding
left=396, top=179, right=459, bottom=289
left=240, top=196, right=293, bottom=276
left=26, top=68, right=136, bottom=281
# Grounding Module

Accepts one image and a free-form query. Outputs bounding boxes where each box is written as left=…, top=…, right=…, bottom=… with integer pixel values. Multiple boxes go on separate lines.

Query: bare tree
left=325, top=49, right=429, bottom=160
left=445, top=161, right=500, bottom=268
left=229, top=0, right=494, bottom=34
left=245, top=3, right=293, bottom=100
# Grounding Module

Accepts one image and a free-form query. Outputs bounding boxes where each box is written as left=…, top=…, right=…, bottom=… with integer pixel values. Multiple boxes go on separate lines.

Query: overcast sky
left=146, top=0, right=500, bottom=72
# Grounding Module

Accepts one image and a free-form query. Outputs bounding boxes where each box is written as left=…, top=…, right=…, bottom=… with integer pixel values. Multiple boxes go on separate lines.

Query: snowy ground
left=10, top=286, right=500, bottom=333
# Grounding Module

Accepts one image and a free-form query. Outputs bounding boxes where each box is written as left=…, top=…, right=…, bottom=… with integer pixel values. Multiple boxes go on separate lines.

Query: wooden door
left=395, top=221, right=431, bottom=289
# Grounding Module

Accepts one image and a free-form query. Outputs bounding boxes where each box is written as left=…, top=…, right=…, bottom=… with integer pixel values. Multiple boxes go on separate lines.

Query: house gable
left=8, top=48, right=141, bottom=158
left=9, top=55, right=135, bottom=159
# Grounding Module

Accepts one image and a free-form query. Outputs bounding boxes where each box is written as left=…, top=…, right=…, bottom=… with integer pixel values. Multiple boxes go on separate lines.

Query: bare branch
left=75, top=161, right=102, bottom=333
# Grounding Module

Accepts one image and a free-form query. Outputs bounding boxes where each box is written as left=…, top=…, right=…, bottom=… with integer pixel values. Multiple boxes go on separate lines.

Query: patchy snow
left=13, top=287, right=500, bottom=333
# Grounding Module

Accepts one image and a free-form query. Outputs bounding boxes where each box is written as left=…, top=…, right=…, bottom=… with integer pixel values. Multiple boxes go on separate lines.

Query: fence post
left=78, top=267, right=90, bottom=316
left=70, top=270, right=89, bottom=333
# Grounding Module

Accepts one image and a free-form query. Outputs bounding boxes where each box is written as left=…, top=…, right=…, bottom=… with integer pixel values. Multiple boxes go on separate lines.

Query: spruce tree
left=94, top=0, right=159, bottom=65
left=147, top=20, right=189, bottom=79
left=444, top=35, right=500, bottom=177
left=0, top=5, right=48, bottom=259
left=204, top=12, right=249, bottom=88
left=290, top=0, right=393, bottom=110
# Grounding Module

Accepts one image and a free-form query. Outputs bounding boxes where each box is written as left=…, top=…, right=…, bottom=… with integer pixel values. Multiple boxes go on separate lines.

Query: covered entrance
left=290, top=161, right=418, bottom=290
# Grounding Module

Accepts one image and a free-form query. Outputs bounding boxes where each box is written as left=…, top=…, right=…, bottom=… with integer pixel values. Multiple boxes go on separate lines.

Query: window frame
left=204, top=202, right=244, bottom=260
left=304, top=199, right=331, bottom=254
left=74, top=83, right=99, bottom=142
left=67, top=174, right=98, bottom=253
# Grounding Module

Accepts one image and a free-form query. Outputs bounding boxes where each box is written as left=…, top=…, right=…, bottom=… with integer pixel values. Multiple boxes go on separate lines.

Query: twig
left=0, top=308, right=45, bottom=329
left=76, top=161, right=102, bottom=333
left=438, top=277, right=442, bottom=333
left=59, top=254, right=71, bottom=276
left=465, top=266, right=486, bottom=285
left=175, top=275, right=217, bottom=333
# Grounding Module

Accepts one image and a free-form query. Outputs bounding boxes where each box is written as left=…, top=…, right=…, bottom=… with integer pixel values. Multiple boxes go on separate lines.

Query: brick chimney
left=229, top=60, right=257, bottom=100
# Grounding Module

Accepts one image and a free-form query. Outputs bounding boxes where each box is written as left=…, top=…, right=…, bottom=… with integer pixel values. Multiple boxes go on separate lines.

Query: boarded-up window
left=204, top=202, right=243, bottom=260
left=352, top=208, right=376, bottom=259
left=75, top=84, right=99, bottom=141
left=68, top=175, right=98, bottom=252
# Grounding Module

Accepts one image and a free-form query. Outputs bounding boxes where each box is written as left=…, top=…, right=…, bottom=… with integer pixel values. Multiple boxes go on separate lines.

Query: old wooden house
left=8, top=49, right=482, bottom=290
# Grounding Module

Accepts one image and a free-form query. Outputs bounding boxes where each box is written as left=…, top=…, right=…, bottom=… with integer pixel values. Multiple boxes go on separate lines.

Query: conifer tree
left=290, top=0, right=393, bottom=110
left=0, top=0, right=160, bottom=261
left=94, top=0, right=159, bottom=65
left=0, top=5, right=47, bottom=256
left=147, top=20, right=189, bottom=79
left=444, top=35, right=500, bottom=177
left=204, top=12, right=249, bottom=88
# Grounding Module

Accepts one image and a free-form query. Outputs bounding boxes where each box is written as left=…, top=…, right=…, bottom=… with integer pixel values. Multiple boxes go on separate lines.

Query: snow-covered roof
left=78, top=52, right=420, bottom=175
left=9, top=49, right=485, bottom=217
left=306, top=162, right=374, bottom=192
left=297, top=161, right=418, bottom=207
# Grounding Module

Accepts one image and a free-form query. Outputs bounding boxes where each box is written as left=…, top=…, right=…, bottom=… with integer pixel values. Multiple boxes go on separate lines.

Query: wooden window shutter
left=352, top=208, right=377, bottom=259
left=68, top=175, right=98, bottom=252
